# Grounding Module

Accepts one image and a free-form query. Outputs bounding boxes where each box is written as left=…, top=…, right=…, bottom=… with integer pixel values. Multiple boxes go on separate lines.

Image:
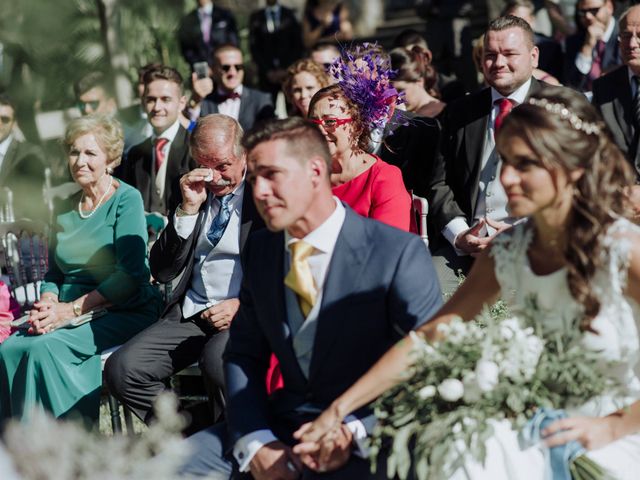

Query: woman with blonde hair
left=283, top=58, right=331, bottom=117
left=0, top=114, right=162, bottom=424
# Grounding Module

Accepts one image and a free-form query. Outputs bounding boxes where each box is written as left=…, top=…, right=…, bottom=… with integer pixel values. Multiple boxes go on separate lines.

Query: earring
left=106, top=166, right=114, bottom=175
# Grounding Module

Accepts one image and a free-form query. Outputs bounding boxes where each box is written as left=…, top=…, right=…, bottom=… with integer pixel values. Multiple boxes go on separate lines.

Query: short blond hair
left=63, top=114, right=124, bottom=167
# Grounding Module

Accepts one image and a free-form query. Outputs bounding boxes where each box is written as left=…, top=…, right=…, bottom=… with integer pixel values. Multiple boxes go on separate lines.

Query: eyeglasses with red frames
left=308, top=117, right=353, bottom=129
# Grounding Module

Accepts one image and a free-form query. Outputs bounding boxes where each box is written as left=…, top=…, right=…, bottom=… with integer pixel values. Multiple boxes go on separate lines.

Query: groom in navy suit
left=180, top=117, right=442, bottom=479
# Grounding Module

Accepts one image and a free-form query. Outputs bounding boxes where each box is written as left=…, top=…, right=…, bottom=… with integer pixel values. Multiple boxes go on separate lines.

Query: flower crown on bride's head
left=328, top=43, right=405, bottom=132
left=527, top=98, right=601, bottom=135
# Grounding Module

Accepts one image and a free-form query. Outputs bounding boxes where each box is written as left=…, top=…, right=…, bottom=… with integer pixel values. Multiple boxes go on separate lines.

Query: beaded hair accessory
left=328, top=43, right=405, bottom=132
left=527, top=98, right=601, bottom=135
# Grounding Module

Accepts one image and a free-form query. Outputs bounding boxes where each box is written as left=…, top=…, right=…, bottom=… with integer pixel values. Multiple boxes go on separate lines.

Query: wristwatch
left=176, top=204, right=197, bottom=217
left=72, top=302, right=82, bottom=317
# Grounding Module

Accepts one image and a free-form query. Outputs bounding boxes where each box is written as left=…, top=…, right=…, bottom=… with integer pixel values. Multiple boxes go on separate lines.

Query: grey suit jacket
left=592, top=65, right=639, bottom=177
left=0, top=138, right=45, bottom=220
left=223, top=206, right=443, bottom=444
left=200, top=86, right=275, bottom=132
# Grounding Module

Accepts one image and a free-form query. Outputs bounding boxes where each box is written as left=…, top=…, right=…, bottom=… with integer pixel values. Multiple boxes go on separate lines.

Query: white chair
left=412, top=194, right=429, bottom=247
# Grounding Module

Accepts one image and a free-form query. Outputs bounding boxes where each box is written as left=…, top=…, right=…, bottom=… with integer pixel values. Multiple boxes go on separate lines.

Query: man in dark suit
left=428, top=15, right=557, bottom=293
left=249, top=0, right=304, bottom=99
left=564, top=0, right=621, bottom=91
left=189, top=44, right=275, bottom=132
left=125, top=66, right=195, bottom=216
left=179, top=117, right=442, bottom=479
left=178, top=0, right=238, bottom=68
left=105, top=114, right=263, bottom=429
left=0, top=94, right=45, bottom=221
left=593, top=5, right=640, bottom=176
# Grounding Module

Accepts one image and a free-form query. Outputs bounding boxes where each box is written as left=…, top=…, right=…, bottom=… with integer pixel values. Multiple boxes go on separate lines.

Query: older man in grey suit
left=178, top=117, right=442, bottom=479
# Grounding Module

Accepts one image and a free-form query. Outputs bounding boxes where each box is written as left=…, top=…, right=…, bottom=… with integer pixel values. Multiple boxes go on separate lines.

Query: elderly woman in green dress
left=0, top=114, right=162, bottom=423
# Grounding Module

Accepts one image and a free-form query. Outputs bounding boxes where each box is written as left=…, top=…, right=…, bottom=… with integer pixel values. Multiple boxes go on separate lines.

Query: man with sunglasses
left=564, top=0, right=621, bottom=90
left=189, top=44, right=275, bottom=132
left=593, top=5, right=640, bottom=211
left=0, top=93, right=45, bottom=221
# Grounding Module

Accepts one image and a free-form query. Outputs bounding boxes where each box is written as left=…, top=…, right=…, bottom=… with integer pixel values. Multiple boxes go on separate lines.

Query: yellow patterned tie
left=284, top=240, right=317, bottom=317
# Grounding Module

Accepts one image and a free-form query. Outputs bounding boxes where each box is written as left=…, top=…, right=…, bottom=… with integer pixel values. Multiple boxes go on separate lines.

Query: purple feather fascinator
left=329, top=43, right=405, bottom=132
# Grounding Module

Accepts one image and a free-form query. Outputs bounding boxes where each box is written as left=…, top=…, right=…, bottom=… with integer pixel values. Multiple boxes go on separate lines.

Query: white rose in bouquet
left=475, top=360, right=500, bottom=392
left=418, top=385, right=437, bottom=399
left=438, top=379, right=464, bottom=402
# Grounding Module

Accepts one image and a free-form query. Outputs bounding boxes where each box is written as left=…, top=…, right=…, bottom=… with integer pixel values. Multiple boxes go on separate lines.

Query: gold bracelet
left=176, top=204, right=197, bottom=217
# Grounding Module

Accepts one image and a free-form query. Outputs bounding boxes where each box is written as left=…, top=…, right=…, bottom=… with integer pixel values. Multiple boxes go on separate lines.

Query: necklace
left=78, top=175, right=113, bottom=219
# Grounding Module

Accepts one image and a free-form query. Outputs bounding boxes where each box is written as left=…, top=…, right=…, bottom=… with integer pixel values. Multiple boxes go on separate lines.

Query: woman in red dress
left=308, top=84, right=411, bottom=231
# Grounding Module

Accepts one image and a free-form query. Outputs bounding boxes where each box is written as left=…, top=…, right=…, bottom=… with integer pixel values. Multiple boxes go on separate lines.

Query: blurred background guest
left=390, top=46, right=446, bottom=118
left=178, top=0, right=238, bottom=69
left=309, top=84, right=411, bottom=231
left=0, top=114, right=162, bottom=424
left=310, top=40, right=342, bottom=79
left=0, top=93, right=45, bottom=221
left=392, top=28, right=466, bottom=103
left=249, top=0, right=303, bottom=101
left=302, top=0, right=353, bottom=49
left=283, top=58, right=331, bottom=117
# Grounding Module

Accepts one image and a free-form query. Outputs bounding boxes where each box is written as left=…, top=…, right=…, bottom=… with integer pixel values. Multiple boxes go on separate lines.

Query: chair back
left=0, top=187, right=15, bottom=223
left=411, top=194, right=429, bottom=247
left=0, top=220, right=49, bottom=312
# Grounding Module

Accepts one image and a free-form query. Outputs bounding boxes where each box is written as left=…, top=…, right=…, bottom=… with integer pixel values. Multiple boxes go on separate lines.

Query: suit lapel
left=239, top=182, right=259, bottom=250
left=308, top=209, right=368, bottom=379
left=238, top=88, right=252, bottom=130
left=138, top=139, right=153, bottom=206
left=165, top=127, right=186, bottom=205
left=466, top=89, right=492, bottom=214
left=613, top=67, right=634, bottom=145
left=0, top=139, right=18, bottom=185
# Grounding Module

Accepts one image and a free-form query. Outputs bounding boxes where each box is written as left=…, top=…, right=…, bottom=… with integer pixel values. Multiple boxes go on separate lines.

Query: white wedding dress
left=448, top=218, right=640, bottom=480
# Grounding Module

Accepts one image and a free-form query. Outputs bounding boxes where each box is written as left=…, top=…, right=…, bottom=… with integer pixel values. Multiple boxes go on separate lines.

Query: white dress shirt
left=0, top=134, right=13, bottom=174
left=152, top=120, right=181, bottom=201
left=232, top=199, right=371, bottom=470
left=175, top=181, right=245, bottom=318
left=217, top=84, right=243, bottom=121
left=575, top=16, right=616, bottom=75
left=442, top=78, right=531, bottom=254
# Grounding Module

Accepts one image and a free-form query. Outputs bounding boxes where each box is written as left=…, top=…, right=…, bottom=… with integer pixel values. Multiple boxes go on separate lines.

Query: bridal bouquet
left=370, top=301, right=618, bottom=480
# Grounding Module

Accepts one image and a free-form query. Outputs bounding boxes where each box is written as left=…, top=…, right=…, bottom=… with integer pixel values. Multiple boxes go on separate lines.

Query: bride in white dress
left=292, top=87, right=640, bottom=479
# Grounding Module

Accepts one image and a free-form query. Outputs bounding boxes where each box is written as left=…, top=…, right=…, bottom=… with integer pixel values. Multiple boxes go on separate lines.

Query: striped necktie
left=206, top=194, right=233, bottom=247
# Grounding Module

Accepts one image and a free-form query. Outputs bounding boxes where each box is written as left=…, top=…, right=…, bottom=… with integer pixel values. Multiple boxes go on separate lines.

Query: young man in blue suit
left=180, top=117, right=442, bottom=479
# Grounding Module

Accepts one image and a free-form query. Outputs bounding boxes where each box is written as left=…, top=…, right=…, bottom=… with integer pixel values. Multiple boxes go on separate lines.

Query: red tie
left=154, top=137, right=169, bottom=172
left=588, top=40, right=606, bottom=83
left=494, top=98, right=514, bottom=136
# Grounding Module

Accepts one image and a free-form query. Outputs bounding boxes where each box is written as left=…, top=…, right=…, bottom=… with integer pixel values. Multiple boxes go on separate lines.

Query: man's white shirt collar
left=491, top=77, right=532, bottom=106
left=198, top=3, right=213, bottom=16
left=285, top=197, right=345, bottom=255
left=603, top=16, right=616, bottom=43
left=153, top=119, right=181, bottom=143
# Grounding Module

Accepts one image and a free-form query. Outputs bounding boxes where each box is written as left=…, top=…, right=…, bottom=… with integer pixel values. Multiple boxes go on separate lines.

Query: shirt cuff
left=233, top=429, right=278, bottom=472
left=344, top=415, right=376, bottom=458
left=442, top=217, right=470, bottom=256
left=575, top=53, right=592, bottom=75
left=174, top=212, right=198, bottom=239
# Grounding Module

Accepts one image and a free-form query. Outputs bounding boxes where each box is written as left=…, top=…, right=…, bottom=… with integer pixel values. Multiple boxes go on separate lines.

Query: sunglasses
left=78, top=100, right=100, bottom=112
left=576, top=5, right=603, bottom=17
left=220, top=64, right=244, bottom=73
left=0, top=115, right=13, bottom=124
left=619, top=31, right=640, bottom=43
left=309, top=117, right=353, bottom=129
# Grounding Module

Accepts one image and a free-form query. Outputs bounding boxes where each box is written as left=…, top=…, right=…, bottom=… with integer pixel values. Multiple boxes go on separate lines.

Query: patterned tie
left=207, top=194, right=233, bottom=247
left=201, top=11, right=212, bottom=44
left=588, top=40, right=606, bottom=84
left=154, top=137, right=169, bottom=172
left=284, top=240, right=317, bottom=317
left=494, top=98, right=514, bottom=136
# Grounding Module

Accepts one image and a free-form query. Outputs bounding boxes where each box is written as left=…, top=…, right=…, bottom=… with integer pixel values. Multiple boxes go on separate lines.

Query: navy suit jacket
left=178, top=7, right=238, bottom=67
left=564, top=24, right=621, bottom=91
left=200, top=86, right=275, bottom=132
left=223, top=207, right=443, bottom=444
